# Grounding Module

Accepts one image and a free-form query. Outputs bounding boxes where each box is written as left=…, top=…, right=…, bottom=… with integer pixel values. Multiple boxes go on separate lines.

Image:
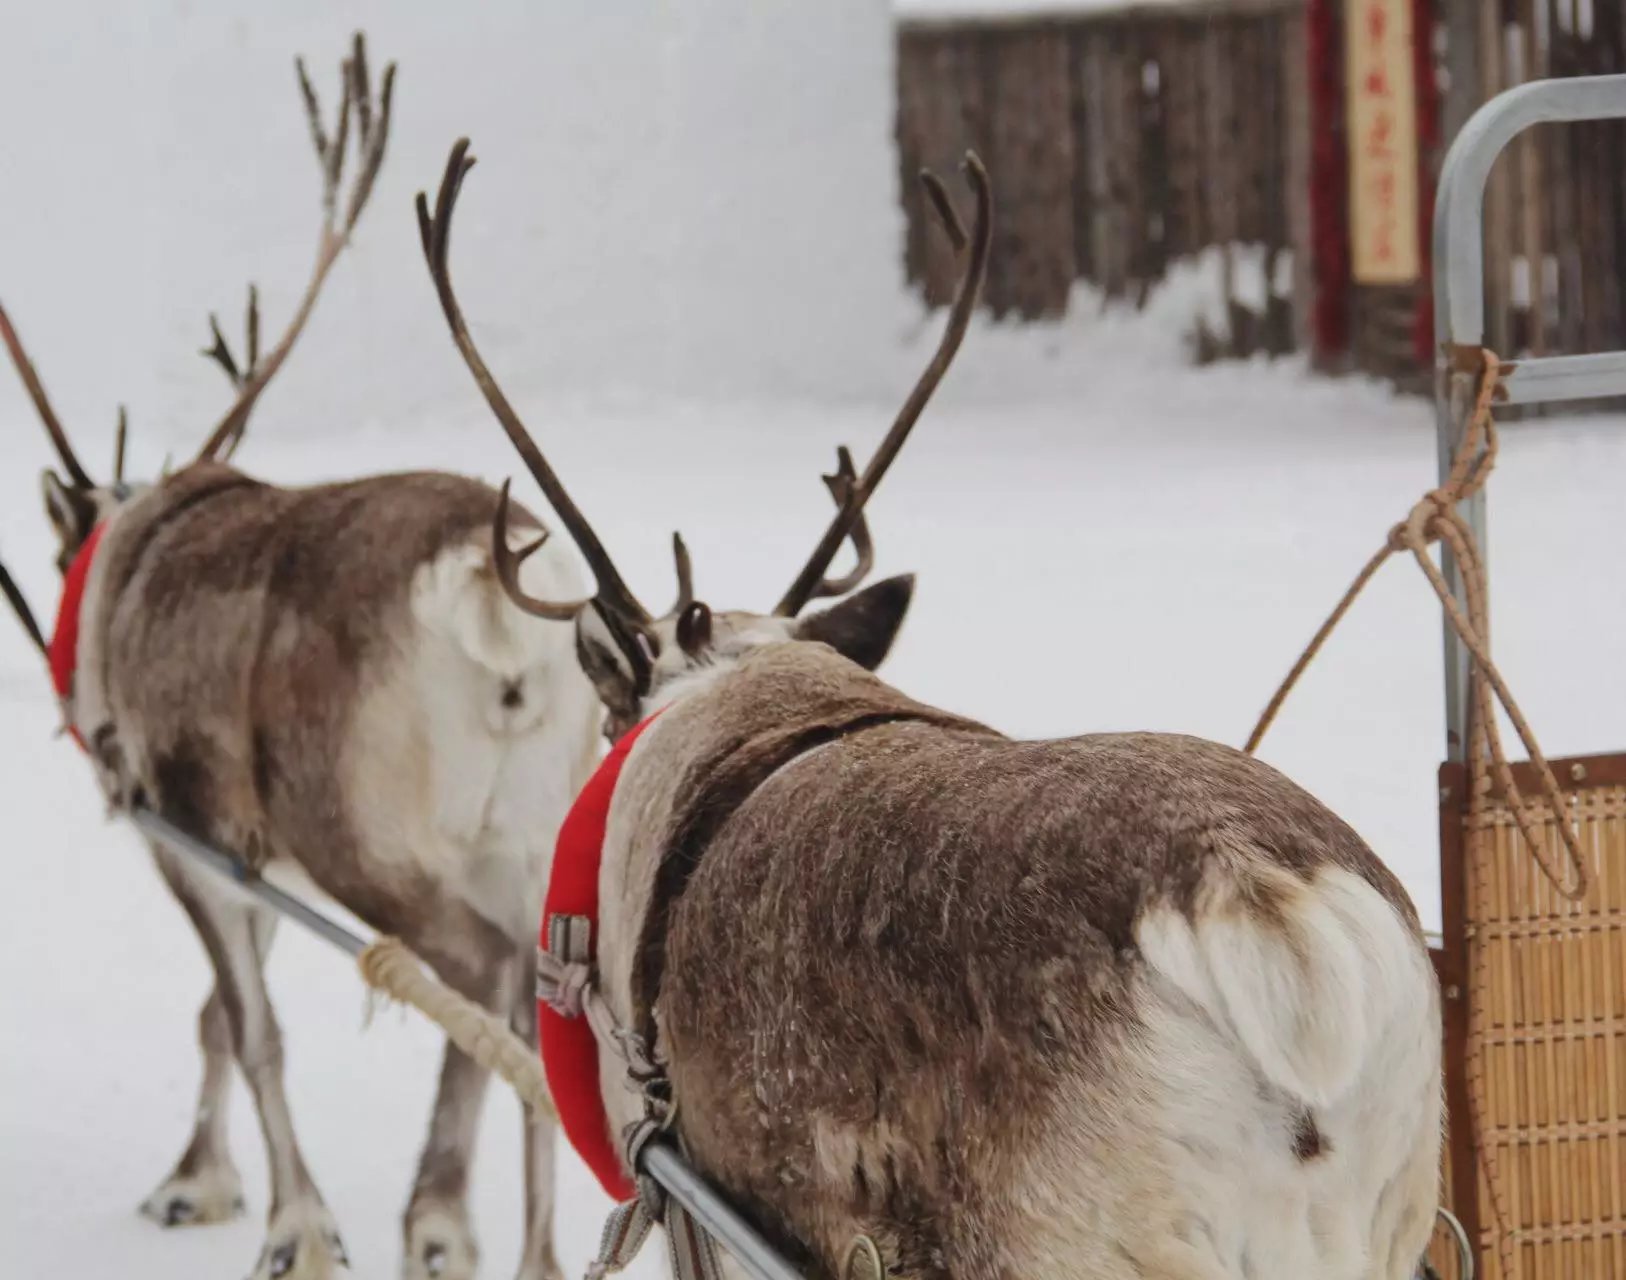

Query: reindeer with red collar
left=418, top=141, right=1444, bottom=1280
left=0, top=36, right=821, bottom=1280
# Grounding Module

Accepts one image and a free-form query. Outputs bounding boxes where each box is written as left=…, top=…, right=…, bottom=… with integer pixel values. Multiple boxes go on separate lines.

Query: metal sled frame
left=1430, top=74, right=1626, bottom=1280
left=1433, top=73, right=1626, bottom=759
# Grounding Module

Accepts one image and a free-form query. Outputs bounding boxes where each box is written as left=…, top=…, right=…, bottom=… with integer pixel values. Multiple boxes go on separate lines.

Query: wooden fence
left=1450, top=1, right=1626, bottom=373
left=896, top=0, right=1309, bottom=358
left=896, top=0, right=1626, bottom=385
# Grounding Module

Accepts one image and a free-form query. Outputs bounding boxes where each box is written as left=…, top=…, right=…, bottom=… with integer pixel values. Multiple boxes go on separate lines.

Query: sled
left=1424, top=73, right=1626, bottom=1280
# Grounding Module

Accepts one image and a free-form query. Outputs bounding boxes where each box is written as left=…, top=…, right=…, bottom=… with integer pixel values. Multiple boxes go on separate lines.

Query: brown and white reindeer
left=418, top=141, right=1444, bottom=1280
left=0, top=36, right=803, bottom=1280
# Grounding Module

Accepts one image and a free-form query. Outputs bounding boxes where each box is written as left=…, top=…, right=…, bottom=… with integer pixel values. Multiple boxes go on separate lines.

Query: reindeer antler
left=0, top=303, right=95, bottom=490
left=418, top=139, right=685, bottom=628
left=112, top=406, right=128, bottom=485
left=199, top=285, right=261, bottom=461
left=201, top=285, right=260, bottom=390
left=806, top=446, right=874, bottom=600
left=0, top=554, right=48, bottom=659
left=195, top=33, right=395, bottom=462
left=668, top=532, right=694, bottom=616
left=773, top=152, right=992, bottom=617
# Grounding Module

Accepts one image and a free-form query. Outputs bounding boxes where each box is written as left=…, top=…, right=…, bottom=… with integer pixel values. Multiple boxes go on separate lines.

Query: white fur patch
left=410, top=530, right=583, bottom=682
left=341, top=530, right=602, bottom=943
left=1010, top=867, right=1440, bottom=1278
left=1136, top=865, right=1422, bottom=1108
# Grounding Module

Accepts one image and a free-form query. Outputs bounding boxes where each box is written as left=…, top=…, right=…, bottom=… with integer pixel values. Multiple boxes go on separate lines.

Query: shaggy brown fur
left=72, top=459, right=588, bottom=1280
left=87, top=462, right=525, bottom=961
left=604, top=645, right=1426, bottom=1279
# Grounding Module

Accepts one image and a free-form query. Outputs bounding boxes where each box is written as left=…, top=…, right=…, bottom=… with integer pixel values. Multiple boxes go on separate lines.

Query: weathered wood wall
left=898, top=0, right=1626, bottom=387
left=1460, top=1, right=1626, bottom=370
left=897, top=0, right=1308, bottom=358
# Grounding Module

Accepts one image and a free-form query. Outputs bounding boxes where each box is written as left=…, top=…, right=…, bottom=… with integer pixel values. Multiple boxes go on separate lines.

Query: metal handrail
left=1431, top=73, right=1626, bottom=758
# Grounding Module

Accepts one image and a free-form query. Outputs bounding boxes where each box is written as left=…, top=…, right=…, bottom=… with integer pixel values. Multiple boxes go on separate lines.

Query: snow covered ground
left=2, top=275, right=1622, bottom=1277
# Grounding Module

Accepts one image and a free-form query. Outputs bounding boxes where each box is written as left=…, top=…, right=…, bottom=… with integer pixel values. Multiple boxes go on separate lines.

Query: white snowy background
left=2, top=2, right=1623, bottom=1278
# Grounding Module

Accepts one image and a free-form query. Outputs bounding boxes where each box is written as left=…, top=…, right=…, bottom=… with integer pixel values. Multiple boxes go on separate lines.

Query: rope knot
left=538, top=913, right=596, bottom=1018
left=1245, top=345, right=1590, bottom=904
left=538, top=948, right=594, bottom=1018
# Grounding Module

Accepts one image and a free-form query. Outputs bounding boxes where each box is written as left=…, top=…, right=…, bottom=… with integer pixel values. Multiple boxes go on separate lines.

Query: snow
left=0, top=0, right=905, bottom=427
left=3, top=7, right=1625, bottom=1279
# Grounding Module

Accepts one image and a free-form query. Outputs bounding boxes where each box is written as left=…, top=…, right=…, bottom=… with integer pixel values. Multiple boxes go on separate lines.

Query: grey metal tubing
left=130, top=806, right=369, bottom=956
left=1436, top=1207, right=1476, bottom=1280
left=1432, top=74, right=1626, bottom=757
left=643, top=1142, right=805, bottom=1280
left=1501, top=350, right=1626, bottom=405
left=1434, top=75, right=1626, bottom=351
left=126, top=804, right=806, bottom=1280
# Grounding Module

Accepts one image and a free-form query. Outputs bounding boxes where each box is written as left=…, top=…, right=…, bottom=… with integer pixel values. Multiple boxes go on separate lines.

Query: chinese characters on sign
left=1344, top=0, right=1420, bottom=284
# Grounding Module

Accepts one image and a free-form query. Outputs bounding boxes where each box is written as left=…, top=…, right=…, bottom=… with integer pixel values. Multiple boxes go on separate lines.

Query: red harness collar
left=538, top=712, right=661, bottom=1203
left=47, top=523, right=106, bottom=750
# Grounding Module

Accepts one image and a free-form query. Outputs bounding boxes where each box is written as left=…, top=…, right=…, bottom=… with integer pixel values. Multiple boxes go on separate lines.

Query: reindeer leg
left=233, top=907, right=350, bottom=1280
left=402, top=936, right=520, bottom=1280
left=402, top=1041, right=492, bottom=1280
left=139, top=983, right=247, bottom=1227
left=154, top=849, right=347, bottom=1278
left=511, top=949, right=562, bottom=1280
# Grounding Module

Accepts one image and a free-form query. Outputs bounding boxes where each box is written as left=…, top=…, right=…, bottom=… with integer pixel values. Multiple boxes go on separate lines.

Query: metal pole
left=130, top=806, right=369, bottom=956
left=128, top=804, right=805, bottom=1280
left=1431, top=74, right=1626, bottom=758
left=643, top=1143, right=805, bottom=1280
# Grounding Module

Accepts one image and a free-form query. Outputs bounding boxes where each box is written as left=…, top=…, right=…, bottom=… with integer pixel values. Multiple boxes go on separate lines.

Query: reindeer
left=0, top=36, right=818, bottom=1280
left=417, top=140, right=1445, bottom=1280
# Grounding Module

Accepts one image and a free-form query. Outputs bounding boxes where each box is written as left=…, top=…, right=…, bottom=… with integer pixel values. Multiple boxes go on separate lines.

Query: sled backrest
left=1428, top=73, right=1626, bottom=1280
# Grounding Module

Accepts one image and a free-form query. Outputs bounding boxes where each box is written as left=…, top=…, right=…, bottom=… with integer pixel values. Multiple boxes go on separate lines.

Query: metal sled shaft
left=129, top=803, right=803, bottom=1280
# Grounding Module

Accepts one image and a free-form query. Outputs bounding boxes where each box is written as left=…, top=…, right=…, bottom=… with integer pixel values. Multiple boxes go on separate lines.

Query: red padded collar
left=537, top=711, right=662, bottom=1203
left=47, top=522, right=106, bottom=750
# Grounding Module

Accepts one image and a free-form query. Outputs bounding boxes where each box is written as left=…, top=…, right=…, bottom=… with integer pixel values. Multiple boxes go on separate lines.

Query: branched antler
left=199, top=285, right=262, bottom=461
left=773, top=151, right=992, bottom=617
left=423, top=142, right=990, bottom=632
left=0, top=303, right=94, bottom=489
left=0, top=554, right=48, bottom=658
left=195, top=32, right=396, bottom=462
left=419, top=139, right=679, bottom=628
left=806, top=446, right=874, bottom=600
left=201, top=285, right=261, bottom=391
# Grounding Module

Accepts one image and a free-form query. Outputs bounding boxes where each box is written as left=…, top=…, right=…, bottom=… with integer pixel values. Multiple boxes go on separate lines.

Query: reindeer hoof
left=404, top=1202, right=478, bottom=1280
left=250, top=1203, right=350, bottom=1280
left=140, top=1162, right=247, bottom=1227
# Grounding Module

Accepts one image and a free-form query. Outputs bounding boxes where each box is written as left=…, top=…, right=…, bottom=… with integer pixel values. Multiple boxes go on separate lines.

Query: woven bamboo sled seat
left=1426, top=754, right=1626, bottom=1279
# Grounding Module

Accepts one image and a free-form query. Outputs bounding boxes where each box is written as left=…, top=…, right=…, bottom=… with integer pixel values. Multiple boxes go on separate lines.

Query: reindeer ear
left=40, top=471, right=96, bottom=548
left=575, top=601, right=655, bottom=718
left=795, top=574, right=914, bottom=671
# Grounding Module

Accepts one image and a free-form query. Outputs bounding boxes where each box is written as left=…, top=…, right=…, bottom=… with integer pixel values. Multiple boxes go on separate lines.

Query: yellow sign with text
left=1345, top=0, right=1421, bottom=284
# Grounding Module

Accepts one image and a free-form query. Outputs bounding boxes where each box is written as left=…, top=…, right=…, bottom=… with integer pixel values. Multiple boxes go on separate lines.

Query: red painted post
left=1308, top=0, right=1351, bottom=362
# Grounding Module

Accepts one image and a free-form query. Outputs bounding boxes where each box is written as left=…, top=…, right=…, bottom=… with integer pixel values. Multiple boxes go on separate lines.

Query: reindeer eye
left=676, top=602, right=713, bottom=657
